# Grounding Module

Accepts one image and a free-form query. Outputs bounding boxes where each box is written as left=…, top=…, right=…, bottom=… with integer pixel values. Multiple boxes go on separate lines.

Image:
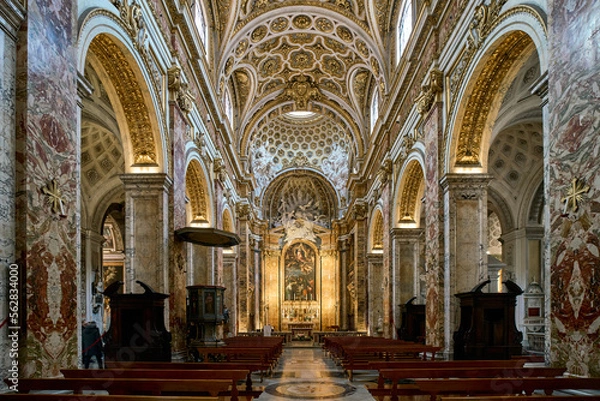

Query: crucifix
left=561, top=178, right=590, bottom=215
left=41, top=179, right=67, bottom=217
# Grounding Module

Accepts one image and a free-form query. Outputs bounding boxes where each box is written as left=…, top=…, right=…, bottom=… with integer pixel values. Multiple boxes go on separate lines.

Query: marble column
left=440, top=173, right=492, bottom=357
left=337, top=234, right=350, bottom=330
left=169, top=102, right=189, bottom=357
left=14, top=0, right=79, bottom=377
left=391, top=228, right=424, bottom=336
left=120, top=174, right=172, bottom=295
left=366, top=254, right=383, bottom=336
left=236, top=204, right=252, bottom=332
left=222, top=251, right=237, bottom=335
left=422, top=102, right=444, bottom=347
left=353, top=203, right=368, bottom=332
left=547, top=0, right=600, bottom=376
left=0, top=0, right=25, bottom=386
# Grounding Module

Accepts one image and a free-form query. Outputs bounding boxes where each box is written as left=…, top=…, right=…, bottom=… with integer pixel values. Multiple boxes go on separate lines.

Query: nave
left=259, top=343, right=374, bottom=401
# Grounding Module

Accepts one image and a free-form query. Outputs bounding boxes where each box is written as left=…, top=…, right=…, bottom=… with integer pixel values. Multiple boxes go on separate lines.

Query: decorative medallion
left=336, top=26, right=353, bottom=42
left=283, top=75, right=321, bottom=109
left=251, top=25, right=268, bottom=42
left=41, top=179, right=67, bottom=217
left=265, top=381, right=357, bottom=399
left=561, top=178, right=590, bottom=214
left=271, top=17, right=289, bottom=32
left=292, top=15, right=312, bottom=29
left=315, top=17, right=334, bottom=33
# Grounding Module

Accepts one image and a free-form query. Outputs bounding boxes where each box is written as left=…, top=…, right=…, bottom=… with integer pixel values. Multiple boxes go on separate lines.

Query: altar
left=288, top=322, right=314, bottom=338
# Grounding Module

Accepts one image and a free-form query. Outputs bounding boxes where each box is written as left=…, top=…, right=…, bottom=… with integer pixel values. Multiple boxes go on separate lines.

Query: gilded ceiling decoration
left=89, top=34, right=158, bottom=166
left=209, top=1, right=389, bottom=206
left=456, top=31, right=531, bottom=166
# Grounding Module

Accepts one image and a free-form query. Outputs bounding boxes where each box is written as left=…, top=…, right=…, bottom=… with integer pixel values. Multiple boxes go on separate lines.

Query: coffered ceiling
left=207, top=0, right=395, bottom=202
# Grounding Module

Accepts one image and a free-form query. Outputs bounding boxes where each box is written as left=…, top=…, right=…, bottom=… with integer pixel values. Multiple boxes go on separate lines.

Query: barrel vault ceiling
left=208, top=0, right=394, bottom=204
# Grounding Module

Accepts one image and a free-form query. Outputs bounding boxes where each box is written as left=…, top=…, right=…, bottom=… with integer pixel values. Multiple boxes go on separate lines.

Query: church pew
left=61, top=369, right=260, bottom=401
left=105, top=360, right=268, bottom=383
left=413, top=377, right=600, bottom=401
left=341, top=344, right=441, bottom=380
left=369, top=367, right=566, bottom=400
left=193, top=347, right=275, bottom=375
left=441, top=396, right=600, bottom=401
left=10, top=378, right=231, bottom=397
left=1, top=396, right=219, bottom=401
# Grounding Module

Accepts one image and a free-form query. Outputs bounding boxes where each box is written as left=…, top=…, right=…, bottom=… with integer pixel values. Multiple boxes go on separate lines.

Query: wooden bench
left=414, top=377, right=600, bottom=401
left=1, top=396, right=219, bottom=401
left=61, top=369, right=261, bottom=401
left=369, top=367, right=566, bottom=400
left=341, top=344, right=441, bottom=380
left=441, top=396, right=600, bottom=401
left=10, top=378, right=231, bottom=397
left=105, top=361, right=267, bottom=383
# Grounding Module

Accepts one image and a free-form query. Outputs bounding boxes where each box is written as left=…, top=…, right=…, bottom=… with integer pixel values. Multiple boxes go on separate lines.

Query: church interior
left=1, top=0, right=600, bottom=389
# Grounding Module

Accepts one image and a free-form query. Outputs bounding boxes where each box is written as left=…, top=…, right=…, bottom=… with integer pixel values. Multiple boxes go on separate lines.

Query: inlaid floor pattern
left=258, top=342, right=377, bottom=401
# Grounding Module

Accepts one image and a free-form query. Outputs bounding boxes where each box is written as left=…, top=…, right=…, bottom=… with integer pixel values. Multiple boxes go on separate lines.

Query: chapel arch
left=185, top=158, right=212, bottom=226
left=395, top=159, right=425, bottom=228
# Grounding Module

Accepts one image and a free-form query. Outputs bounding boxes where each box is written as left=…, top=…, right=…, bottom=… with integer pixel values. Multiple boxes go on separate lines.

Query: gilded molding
left=186, top=160, right=209, bottom=222
left=455, top=31, right=530, bottom=166
left=89, top=34, right=158, bottom=165
left=399, top=161, right=423, bottom=222
left=352, top=200, right=368, bottom=220
left=371, top=211, right=384, bottom=250
left=236, top=202, right=253, bottom=221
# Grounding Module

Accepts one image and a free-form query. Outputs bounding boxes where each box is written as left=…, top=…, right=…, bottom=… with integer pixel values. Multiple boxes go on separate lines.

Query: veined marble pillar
left=391, top=228, right=424, bottom=336
left=15, top=0, right=79, bottom=377
left=0, top=0, right=25, bottom=386
left=440, top=174, right=492, bottom=357
left=222, top=252, right=237, bottom=335
left=338, top=235, right=350, bottom=330
left=354, top=203, right=368, bottom=332
left=548, top=0, right=600, bottom=376
left=367, top=254, right=383, bottom=336
left=121, top=174, right=172, bottom=295
left=422, top=101, right=444, bottom=347
left=236, top=204, right=251, bottom=332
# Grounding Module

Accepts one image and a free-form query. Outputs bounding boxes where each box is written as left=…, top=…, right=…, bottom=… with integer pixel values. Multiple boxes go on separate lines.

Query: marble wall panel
left=0, top=23, right=18, bottom=388
left=548, top=0, right=600, bottom=377
left=14, top=0, right=79, bottom=378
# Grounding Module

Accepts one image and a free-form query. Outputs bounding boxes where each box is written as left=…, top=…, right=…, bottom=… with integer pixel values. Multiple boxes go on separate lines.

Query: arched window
left=397, top=0, right=413, bottom=64
left=194, top=2, right=209, bottom=55
left=370, top=87, right=379, bottom=133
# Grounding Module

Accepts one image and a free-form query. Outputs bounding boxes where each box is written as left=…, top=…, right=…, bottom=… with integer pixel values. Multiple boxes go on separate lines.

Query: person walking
left=82, top=321, right=103, bottom=369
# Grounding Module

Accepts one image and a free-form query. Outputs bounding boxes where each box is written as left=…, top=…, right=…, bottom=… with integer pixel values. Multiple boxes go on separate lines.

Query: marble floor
left=257, top=342, right=378, bottom=401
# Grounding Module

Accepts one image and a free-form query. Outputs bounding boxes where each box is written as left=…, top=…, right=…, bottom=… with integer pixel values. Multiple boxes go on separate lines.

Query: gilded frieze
left=89, top=34, right=157, bottom=165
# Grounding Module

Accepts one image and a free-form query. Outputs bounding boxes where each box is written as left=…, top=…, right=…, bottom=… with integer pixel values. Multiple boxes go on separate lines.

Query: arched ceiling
left=207, top=0, right=392, bottom=204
